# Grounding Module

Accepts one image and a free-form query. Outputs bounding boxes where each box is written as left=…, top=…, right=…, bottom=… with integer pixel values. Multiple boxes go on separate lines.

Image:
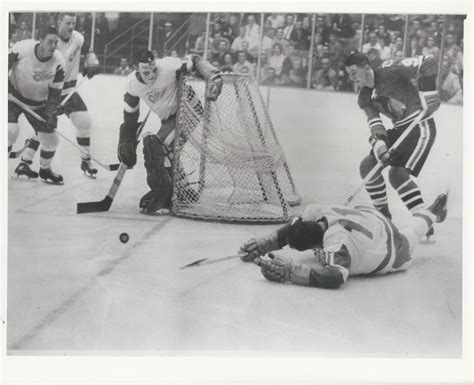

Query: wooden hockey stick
left=8, top=93, right=120, bottom=171
left=179, top=253, right=247, bottom=270
left=76, top=109, right=152, bottom=214
left=344, top=108, right=427, bottom=206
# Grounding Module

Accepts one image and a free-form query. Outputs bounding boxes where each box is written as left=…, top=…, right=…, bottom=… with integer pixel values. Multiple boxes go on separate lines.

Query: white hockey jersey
left=9, top=39, right=65, bottom=104
left=57, top=30, right=85, bottom=93
left=124, top=57, right=192, bottom=121
left=301, top=204, right=411, bottom=276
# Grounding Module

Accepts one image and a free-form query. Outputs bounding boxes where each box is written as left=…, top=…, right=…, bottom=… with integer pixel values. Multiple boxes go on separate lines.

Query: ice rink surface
left=6, top=75, right=464, bottom=357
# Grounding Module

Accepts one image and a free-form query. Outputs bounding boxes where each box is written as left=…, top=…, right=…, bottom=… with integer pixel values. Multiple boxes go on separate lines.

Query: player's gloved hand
left=420, top=90, right=441, bottom=117
left=41, top=101, right=59, bottom=131
left=259, top=253, right=313, bottom=286
left=82, top=52, right=100, bottom=79
left=239, top=233, right=279, bottom=262
left=369, top=134, right=392, bottom=166
left=118, top=141, right=137, bottom=168
left=205, top=73, right=223, bottom=101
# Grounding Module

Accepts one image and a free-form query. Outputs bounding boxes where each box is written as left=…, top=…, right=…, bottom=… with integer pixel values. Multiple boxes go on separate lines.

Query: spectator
left=262, top=19, right=275, bottom=38
left=367, top=47, right=383, bottom=68
left=220, top=52, right=234, bottom=73
left=302, top=16, right=311, bottom=32
left=331, top=14, right=355, bottom=38
left=268, top=43, right=287, bottom=78
left=212, top=39, right=231, bottom=65
left=233, top=51, right=255, bottom=76
left=212, top=31, right=231, bottom=53
left=378, top=37, right=392, bottom=61
left=422, top=35, right=440, bottom=62
left=290, top=20, right=310, bottom=51
left=327, top=32, right=343, bottom=61
left=240, top=40, right=256, bottom=63
left=311, top=56, right=338, bottom=90
left=362, top=32, right=381, bottom=54
left=314, top=14, right=332, bottom=44
left=170, top=50, right=179, bottom=58
left=393, top=50, right=404, bottom=61
left=262, top=67, right=278, bottom=85
left=260, top=29, right=275, bottom=56
left=444, top=32, right=461, bottom=65
left=267, top=13, right=285, bottom=29
left=282, top=43, right=298, bottom=74
left=408, top=18, right=427, bottom=48
left=406, top=37, right=421, bottom=57
left=104, top=12, right=120, bottom=34
left=439, top=58, right=463, bottom=104
left=230, top=26, right=248, bottom=52
left=283, top=14, right=296, bottom=40
left=312, top=33, right=325, bottom=60
left=284, top=56, right=306, bottom=87
left=227, top=14, right=241, bottom=41
left=9, top=32, right=19, bottom=50
left=258, top=52, right=271, bottom=80
left=113, top=58, right=133, bottom=76
left=212, top=20, right=224, bottom=38
left=190, top=30, right=213, bottom=56
left=244, top=15, right=260, bottom=42
left=384, top=14, right=405, bottom=34
left=376, top=24, right=390, bottom=45
left=391, top=35, right=404, bottom=58
left=15, top=20, right=32, bottom=41
left=272, top=27, right=290, bottom=53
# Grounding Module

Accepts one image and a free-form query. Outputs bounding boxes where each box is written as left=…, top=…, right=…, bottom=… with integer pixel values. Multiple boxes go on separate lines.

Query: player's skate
left=15, top=161, right=39, bottom=179
left=423, top=192, right=448, bottom=244
left=39, top=167, right=64, bottom=185
left=81, top=157, right=98, bottom=178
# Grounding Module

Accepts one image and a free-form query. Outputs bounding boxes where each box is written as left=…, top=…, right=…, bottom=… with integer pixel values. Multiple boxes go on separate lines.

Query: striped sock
left=40, top=149, right=55, bottom=169
left=77, top=137, right=91, bottom=160
left=396, top=178, right=425, bottom=213
left=365, top=175, right=390, bottom=213
left=21, top=138, right=40, bottom=163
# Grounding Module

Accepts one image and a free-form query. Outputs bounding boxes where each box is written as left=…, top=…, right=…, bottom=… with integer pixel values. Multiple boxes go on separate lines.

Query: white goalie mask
left=138, top=60, right=158, bottom=84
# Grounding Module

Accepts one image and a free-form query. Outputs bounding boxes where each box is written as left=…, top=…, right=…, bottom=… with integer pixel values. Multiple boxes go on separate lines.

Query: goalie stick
left=179, top=253, right=248, bottom=270
left=344, top=106, right=427, bottom=206
left=8, top=93, right=120, bottom=171
left=76, top=109, right=152, bottom=214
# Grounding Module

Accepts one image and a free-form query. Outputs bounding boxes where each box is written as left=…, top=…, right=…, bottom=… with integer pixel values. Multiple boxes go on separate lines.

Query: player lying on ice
left=239, top=193, right=448, bottom=289
left=117, top=49, right=223, bottom=214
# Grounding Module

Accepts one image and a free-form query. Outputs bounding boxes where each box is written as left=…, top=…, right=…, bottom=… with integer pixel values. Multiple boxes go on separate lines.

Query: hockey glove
left=117, top=122, right=138, bottom=167
left=205, top=73, right=223, bottom=101
left=82, top=52, right=100, bottom=79
left=259, top=253, right=312, bottom=286
left=239, top=232, right=279, bottom=262
left=369, top=134, right=392, bottom=166
left=41, top=101, right=59, bottom=132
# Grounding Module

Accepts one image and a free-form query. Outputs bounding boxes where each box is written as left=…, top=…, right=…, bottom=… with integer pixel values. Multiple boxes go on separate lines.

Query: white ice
left=6, top=75, right=463, bottom=358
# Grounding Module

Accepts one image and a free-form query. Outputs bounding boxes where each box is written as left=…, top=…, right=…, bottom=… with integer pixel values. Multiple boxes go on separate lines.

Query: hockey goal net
left=171, top=73, right=301, bottom=223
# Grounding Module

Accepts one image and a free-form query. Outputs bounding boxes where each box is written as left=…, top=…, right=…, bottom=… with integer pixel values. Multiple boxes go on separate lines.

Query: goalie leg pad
left=142, top=134, right=172, bottom=214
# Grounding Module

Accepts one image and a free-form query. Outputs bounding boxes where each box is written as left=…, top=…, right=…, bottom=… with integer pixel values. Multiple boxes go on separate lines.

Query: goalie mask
left=135, top=49, right=158, bottom=84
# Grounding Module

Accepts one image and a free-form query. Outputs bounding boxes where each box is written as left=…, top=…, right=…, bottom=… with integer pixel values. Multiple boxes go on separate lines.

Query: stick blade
left=77, top=196, right=113, bottom=214
left=179, top=258, right=208, bottom=270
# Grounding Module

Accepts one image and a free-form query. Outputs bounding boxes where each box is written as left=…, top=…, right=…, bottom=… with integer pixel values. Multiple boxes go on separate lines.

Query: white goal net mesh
left=171, top=73, right=300, bottom=223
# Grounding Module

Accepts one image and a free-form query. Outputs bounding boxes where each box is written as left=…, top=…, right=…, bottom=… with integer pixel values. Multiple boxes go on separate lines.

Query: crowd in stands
left=8, top=12, right=465, bottom=104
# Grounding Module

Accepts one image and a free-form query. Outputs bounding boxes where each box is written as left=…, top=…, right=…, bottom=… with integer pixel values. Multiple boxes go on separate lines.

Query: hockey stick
left=8, top=139, right=31, bottom=159
left=179, top=253, right=248, bottom=270
left=60, top=76, right=88, bottom=106
left=344, top=109, right=427, bottom=206
left=76, top=109, right=152, bottom=214
left=8, top=93, right=120, bottom=171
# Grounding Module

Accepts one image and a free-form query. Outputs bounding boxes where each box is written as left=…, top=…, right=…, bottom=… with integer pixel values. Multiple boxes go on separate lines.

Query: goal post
left=171, top=73, right=301, bottom=223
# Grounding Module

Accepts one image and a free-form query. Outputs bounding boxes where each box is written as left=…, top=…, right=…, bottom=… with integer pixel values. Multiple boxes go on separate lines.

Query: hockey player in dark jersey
left=117, top=49, right=222, bottom=214
left=344, top=52, right=441, bottom=235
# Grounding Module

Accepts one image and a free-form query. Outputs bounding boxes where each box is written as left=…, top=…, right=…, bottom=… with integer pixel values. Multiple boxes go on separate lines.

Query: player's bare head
left=287, top=217, right=324, bottom=251
left=38, top=27, right=59, bottom=58
left=135, top=49, right=158, bottom=84
left=58, top=13, right=76, bottom=38
left=345, top=52, right=372, bottom=86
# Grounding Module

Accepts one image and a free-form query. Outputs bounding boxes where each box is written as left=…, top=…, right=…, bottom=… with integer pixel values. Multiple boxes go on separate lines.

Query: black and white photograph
left=1, top=1, right=472, bottom=384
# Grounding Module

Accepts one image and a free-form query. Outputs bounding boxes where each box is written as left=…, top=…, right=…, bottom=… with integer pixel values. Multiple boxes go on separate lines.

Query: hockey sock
left=40, top=150, right=55, bottom=169
left=365, top=175, right=389, bottom=214
left=21, top=137, right=40, bottom=163
left=76, top=137, right=91, bottom=160
left=396, top=178, right=425, bottom=213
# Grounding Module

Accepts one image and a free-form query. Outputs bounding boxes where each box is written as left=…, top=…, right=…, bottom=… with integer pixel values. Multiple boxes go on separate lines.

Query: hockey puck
left=119, top=232, right=129, bottom=243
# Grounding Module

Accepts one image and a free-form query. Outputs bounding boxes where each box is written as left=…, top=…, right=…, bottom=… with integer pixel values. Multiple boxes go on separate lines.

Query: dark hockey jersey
left=358, top=56, right=438, bottom=129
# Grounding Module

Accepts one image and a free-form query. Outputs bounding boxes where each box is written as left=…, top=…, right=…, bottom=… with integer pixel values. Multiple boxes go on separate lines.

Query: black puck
left=119, top=232, right=129, bottom=243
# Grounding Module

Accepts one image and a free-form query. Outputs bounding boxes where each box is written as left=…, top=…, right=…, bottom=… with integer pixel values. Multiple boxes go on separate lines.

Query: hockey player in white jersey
left=15, top=12, right=100, bottom=179
left=117, top=49, right=223, bottom=214
left=8, top=26, right=65, bottom=184
left=239, top=193, right=448, bottom=289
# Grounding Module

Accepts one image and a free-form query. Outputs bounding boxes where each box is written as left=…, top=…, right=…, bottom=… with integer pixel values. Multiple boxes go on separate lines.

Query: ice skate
left=81, top=157, right=98, bottom=178
left=39, top=168, right=64, bottom=185
left=422, top=192, right=448, bottom=244
left=15, top=161, right=39, bottom=179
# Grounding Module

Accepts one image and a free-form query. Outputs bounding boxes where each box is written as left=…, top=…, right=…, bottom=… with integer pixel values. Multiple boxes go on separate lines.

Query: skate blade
left=40, top=179, right=64, bottom=185
left=140, top=208, right=170, bottom=216
left=83, top=172, right=98, bottom=179
left=11, top=175, right=37, bottom=183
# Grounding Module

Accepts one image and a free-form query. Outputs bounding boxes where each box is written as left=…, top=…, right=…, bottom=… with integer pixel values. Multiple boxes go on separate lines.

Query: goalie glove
left=205, top=73, right=223, bottom=101
left=239, top=232, right=279, bottom=262
left=259, top=253, right=312, bottom=286
left=82, top=52, right=100, bottom=79
left=117, top=119, right=140, bottom=168
left=369, top=134, right=392, bottom=166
